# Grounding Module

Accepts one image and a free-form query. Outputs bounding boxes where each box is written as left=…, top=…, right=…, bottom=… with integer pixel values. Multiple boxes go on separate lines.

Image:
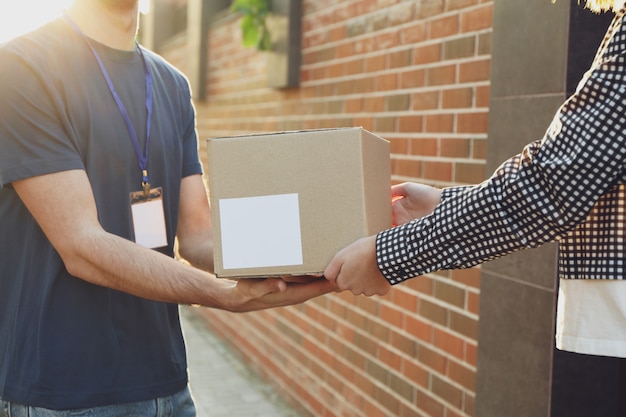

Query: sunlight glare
left=0, top=0, right=72, bottom=43
left=0, top=0, right=151, bottom=44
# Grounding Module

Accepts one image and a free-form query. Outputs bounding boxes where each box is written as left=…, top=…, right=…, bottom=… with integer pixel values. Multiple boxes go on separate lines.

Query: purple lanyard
left=64, top=14, right=154, bottom=192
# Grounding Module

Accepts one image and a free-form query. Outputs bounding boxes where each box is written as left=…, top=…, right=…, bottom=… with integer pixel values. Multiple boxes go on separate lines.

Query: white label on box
left=219, top=193, right=304, bottom=270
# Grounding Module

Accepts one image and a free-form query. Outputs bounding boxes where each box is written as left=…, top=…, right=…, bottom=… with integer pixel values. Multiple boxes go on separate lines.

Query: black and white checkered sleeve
left=376, top=13, right=626, bottom=285
left=440, top=185, right=473, bottom=201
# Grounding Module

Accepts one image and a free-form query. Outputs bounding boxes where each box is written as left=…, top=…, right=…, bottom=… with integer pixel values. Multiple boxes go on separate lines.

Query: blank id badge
left=130, top=187, right=168, bottom=248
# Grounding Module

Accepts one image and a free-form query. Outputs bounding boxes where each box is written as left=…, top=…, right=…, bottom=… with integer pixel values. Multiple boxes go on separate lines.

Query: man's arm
left=175, top=174, right=214, bottom=272
left=14, top=169, right=334, bottom=311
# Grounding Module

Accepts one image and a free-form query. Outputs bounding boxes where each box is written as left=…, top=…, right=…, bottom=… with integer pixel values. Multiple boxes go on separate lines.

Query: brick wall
left=159, top=1, right=493, bottom=415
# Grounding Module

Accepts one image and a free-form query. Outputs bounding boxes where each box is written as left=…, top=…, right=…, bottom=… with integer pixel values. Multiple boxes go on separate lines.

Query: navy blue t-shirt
left=0, top=18, right=202, bottom=409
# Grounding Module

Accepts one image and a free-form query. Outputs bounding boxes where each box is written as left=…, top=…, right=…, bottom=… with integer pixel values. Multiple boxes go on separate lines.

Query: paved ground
left=180, top=306, right=302, bottom=417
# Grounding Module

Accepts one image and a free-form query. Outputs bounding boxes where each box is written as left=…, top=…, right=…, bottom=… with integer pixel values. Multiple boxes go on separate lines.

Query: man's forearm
left=66, top=227, right=230, bottom=307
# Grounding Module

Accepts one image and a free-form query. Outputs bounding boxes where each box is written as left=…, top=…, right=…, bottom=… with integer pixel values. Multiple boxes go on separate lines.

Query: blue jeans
left=0, top=387, right=196, bottom=417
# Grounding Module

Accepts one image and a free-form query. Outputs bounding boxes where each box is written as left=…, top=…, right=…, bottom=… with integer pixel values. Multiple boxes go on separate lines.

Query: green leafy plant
left=231, top=0, right=272, bottom=51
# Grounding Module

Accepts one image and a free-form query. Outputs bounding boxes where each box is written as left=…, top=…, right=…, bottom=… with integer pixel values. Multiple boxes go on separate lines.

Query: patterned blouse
left=376, top=8, right=626, bottom=285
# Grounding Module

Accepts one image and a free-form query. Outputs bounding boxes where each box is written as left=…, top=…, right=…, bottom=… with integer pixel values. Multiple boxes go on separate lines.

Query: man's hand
left=392, top=182, right=442, bottom=225
left=222, top=277, right=335, bottom=312
left=323, top=236, right=391, bottom=296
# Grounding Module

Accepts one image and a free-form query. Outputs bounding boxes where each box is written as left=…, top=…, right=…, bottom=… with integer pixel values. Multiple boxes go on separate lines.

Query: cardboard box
left=206, top=127, right=391, bottom=278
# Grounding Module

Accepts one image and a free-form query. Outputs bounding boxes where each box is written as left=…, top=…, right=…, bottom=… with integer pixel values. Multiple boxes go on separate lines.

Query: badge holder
left=130, top=185, right=167, bottom=249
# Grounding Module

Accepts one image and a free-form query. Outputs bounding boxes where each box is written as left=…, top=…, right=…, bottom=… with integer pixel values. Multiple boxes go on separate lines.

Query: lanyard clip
left=142, top=170, right=150, bottom=196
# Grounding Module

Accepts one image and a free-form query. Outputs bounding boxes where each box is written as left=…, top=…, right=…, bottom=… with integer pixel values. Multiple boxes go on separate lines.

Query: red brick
left=404, top=314, right=432, bottom=343
left=381, top=304, right=404, bottom=329
left=352, top=36, right=376, bottom=55
left=448, top=359, right=477, bottom=391
left=327, top=62, right=344, bottom=78
left=445, top=36, right=476, bottom=61
left=389, top=2, right=415, bottom=26
left=356, top=295, right=381, bottom=316
left=450, top=311, right=479, bottom=340
left=353, top=117, right=374, bottom=132
left=425, top=113, right=454, bottom=133
left=416, top=0, right=445, bottom=19
left=413, top=43, right=441, bottom=65
left=434, top=280, right=466, bottom=308
left=450, top=267, right=481, bottom=289
left=375, top=116, right=396, bottom=133
left=392, top=158, right=422, bottom=178
left=400, top=22, right=427, bottom=44
left=373, top=385, right=401, bottom=416
left=430, top=14, right=459, bottom=39
left=362, top=398, right=388, bottom=417
left=327, top=26, right=346, bottom=43
left=350, top=367, right=376, bottom=397
left=389, top=328, right=418, bottom=358
left=410, top=138, right=438, bottom=157
left=352, top=76, right=375, bottom=94
left=345, top=97, right=363, bottom=113
left=457, top=111, right=489, bottom=134
left=415, top=388, right=446, bottom=417
left=446, top=407, right=467, bottom=417
left=461, top=4, right=493, bottom=32
left=388, top=48, right=413, bottom=69
left=371, top=11, right=389, bottom=32
left=418, top=298, right=449, bottom=326
left=454, top=162, right=486, bottom=184
left=478, top=32, right=492, bottom=55
left=412, top=91, right=440, bottom=111
left=391, top=287, right=418, bottom=312
left=376, top=73, right=398, bottom=91
left=431, top=375, right=464, bottom=409
left=344, top=306, right=367, bottom=330
left=465, top=392, right=476, bottom=416
left=459, top=58, right=491, bottom=83
left=447, top=0, right=479, bottom=11
left=418, top=344, right=448, bottom=374
left=388, top=93, right=411, bottom=111
left=336, top=41, right=355, bottom=58
left=363, top=96, right=385, bottom=112
left=475, top=85, right=491, bottom=107
left=314, top=46, right=337, bottom=63
left=365, top=54, right=387, bottom=72
left=374, top=31, right=400, bottom=51
left=379, top=344, right=403, bottom=371
left=404, top=275, right=434, bottom=294
left=427, top=64, right=457, bottom=86
left=472, top=138, right=488, bottom=159
left=402, top=357, right=430, bottom=388
left=399, top=68, right=426, bottom=89
left=467, top=290, right=480, bottom=316
left=367, top=316, right=391, bottom=342
left=440, top=138, right=470, bottom=158
left=345, top=58, right=364, bottom=76
left=398, top=115, right=423, bottom=133
left=389, top=137, right=410, bottom=155
left=442, top=87, right=473, bottom=109
left=399, top=402, right=421, bottom=417
left=465, top=342, right=478, bottom=367
left=434, top=328, right=465, bottom=359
